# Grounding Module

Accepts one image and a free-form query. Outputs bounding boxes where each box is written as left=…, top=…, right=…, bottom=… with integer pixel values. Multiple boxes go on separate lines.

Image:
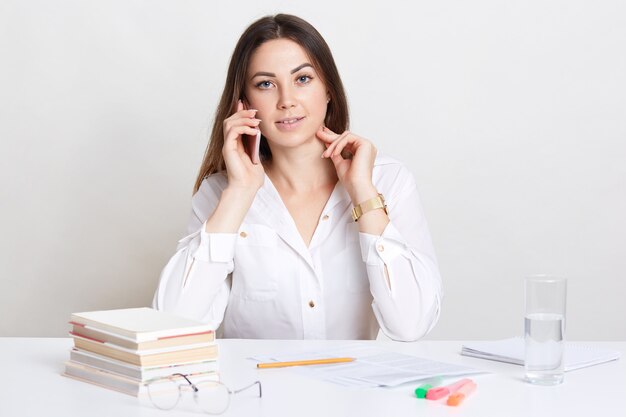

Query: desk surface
left=0, top=338, right=623, bottom=416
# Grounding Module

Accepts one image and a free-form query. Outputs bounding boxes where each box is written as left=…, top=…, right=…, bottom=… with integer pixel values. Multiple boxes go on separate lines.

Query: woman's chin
left=266, top=134, right=324, bottom=152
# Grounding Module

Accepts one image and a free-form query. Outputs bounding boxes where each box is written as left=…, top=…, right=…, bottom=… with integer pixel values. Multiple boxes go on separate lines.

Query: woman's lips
left=275, top=117, right=305, bottom=131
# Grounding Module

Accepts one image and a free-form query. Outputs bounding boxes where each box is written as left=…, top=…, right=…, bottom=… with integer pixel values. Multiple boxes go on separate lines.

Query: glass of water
left=524, top=275, right=567, bottom=385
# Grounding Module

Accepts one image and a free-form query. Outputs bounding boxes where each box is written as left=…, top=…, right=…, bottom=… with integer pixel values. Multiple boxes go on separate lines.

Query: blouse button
left=240, top=231, right=248, bottom=238
left=377, top=244, right=385, bottom=252
left=322, top=215, right=329, bottom=221
left=308, top=300, right=315, bottom=308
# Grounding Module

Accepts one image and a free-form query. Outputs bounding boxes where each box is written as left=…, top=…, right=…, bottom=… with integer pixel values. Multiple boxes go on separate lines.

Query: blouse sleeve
left=152, top=177, right=236, bottom=329
left=359, top=164, right=443, bottom=341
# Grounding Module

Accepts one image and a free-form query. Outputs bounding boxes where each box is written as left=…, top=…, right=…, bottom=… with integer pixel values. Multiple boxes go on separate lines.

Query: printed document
left=251, top=344, right=485, bottom=388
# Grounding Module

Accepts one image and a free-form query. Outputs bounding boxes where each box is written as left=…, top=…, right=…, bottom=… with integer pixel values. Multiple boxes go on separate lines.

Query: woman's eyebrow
left=250, top=63, right=313, bottom=79
left=290, top=63, right=313, bottom=74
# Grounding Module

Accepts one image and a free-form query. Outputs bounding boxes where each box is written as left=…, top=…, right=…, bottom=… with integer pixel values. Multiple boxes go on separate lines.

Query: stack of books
left=63, top=307, right=218, bottom=396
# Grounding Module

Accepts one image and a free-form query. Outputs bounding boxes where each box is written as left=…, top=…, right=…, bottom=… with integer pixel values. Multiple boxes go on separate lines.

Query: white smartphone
left=243, top=130, right=261, bottom=164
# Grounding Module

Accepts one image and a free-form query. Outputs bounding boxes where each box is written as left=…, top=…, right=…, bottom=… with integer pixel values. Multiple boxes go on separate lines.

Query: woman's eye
left=256, top=81, right=273, bottom=89
left=297, top=75, right=312, bottom=84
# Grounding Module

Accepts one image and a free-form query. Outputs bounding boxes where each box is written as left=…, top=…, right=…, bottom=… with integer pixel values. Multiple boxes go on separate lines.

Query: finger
left=333, top=135, right=361, bottom=160
left=317, top=126, right=339, bottom=141
left=323, top=131, right=351, bottom=158
left=235, top=125, right=261, bottom=137
left=330, top=133, right=373, bottom=162
left=329, top=150, right=345, bottom=167
left=224, top=117, right=261, bottom=133
left=331, top=136, right=351, bottom=158
left=226, top=109, right=258, bottom=125
left=316, top=126, right=340, bottom=143
left=242, top=108, right=259, bottom=117
left=323, top=126, right=338, bottom=136
left=321, top=131, right=348, bottom=157
left=232, top=100, right=257, bottom=119
left=225, top=126, right=260, bottom=145
left=234, top=109, right=258, bottom=119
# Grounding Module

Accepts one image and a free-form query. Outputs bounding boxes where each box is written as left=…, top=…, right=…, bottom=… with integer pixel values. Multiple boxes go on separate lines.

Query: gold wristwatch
left=352, top=193, right=387, bottom=222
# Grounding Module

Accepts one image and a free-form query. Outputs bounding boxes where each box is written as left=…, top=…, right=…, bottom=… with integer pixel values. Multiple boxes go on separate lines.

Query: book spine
left=70, top=349, right=219, bottom=381
left=68, top=320, right=215, bottom=343
left=73, top=338, right=218, bottom=367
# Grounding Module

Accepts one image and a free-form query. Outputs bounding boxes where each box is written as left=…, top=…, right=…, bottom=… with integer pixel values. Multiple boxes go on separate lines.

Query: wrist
left=223, top=184, right=259, bottom=201
left=205, top=187, right=257, bottom=234
left=349, top=183, right=379, bottom=206
left=351, top=193, right=387, bottom=222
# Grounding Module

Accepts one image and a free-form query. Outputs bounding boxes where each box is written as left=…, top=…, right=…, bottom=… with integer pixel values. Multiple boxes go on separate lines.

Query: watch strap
left=352, top=193, right=387, bottom=222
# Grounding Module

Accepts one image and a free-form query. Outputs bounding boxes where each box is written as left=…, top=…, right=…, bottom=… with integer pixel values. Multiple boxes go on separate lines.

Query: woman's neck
left=264, top=140, right=337, bottom=193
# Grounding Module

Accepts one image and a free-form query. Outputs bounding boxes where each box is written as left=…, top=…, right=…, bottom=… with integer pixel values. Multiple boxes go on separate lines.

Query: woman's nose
left=277, top=87, right=297, bottom=109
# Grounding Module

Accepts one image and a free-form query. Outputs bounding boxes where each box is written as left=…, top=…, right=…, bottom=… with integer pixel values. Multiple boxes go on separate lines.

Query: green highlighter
left=415, top=384, right=432, bottom=398
left=415, top=377, right=444, bottom=399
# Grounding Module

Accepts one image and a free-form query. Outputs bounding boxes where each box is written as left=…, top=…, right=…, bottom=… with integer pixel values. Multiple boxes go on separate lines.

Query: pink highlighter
left=425, top=378, right=473, bottom=400
left=447, top=380, right=477, bottom=406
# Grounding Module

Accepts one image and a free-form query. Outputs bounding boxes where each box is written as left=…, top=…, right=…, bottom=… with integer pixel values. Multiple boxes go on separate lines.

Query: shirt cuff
left=359, top=222, right=407, bottom=265
left=196, top=227, right=237, bottom=263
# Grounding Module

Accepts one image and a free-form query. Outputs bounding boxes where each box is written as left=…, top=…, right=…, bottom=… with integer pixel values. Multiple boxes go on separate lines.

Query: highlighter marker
left=415, top=384, right=432, bottom=398
left=415, top=376, right=444, bottom=398
left=447, top=380, right=477, bottom=406
left=426, top=378, right=472, bottom=400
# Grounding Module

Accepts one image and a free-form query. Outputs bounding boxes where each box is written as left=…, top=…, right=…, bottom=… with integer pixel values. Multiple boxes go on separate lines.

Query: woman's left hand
left=317, top=126, right=379, bottom=204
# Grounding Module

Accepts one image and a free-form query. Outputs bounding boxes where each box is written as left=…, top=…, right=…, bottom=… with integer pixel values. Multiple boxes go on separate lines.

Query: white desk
left=0, top=338, right=623, bottom=416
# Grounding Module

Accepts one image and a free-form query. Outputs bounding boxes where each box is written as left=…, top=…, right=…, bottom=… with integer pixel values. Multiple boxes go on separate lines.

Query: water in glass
left=524, top=312, right=565, bottom=385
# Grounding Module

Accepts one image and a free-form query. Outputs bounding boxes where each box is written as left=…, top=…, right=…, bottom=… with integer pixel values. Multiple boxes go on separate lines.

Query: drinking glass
left=524, top=275, right=567, bottom=385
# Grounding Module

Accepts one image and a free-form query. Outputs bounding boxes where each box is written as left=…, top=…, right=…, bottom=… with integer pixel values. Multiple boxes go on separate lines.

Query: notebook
left=461, top=337, right=621, bottom=371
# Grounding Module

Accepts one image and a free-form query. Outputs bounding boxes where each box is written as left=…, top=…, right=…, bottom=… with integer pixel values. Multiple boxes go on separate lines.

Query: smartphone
left=243, top=130, right=261, bottom=164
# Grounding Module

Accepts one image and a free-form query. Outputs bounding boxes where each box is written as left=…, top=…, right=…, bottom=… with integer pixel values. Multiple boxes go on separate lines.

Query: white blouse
left=153, top=154, right=443, bottom=341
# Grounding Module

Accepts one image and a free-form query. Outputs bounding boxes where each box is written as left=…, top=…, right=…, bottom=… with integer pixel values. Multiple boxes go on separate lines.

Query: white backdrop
left=1, top=0, right=625, bottom=339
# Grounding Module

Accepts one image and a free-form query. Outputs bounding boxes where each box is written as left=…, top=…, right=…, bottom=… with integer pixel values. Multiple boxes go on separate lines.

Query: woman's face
left=244, top=39, right=329, bottom=150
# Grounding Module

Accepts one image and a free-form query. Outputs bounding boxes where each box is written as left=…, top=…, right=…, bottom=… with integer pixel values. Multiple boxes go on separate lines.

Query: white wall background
left=1, top=0, right=624, bottom=339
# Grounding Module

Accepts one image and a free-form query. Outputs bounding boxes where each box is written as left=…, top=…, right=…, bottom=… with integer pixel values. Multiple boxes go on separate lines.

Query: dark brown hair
left=193, top=14, right=349, bottom=193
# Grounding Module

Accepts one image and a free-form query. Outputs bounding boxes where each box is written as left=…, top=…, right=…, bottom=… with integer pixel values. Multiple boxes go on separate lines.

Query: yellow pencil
left=256, top=357, right=355, bottom=369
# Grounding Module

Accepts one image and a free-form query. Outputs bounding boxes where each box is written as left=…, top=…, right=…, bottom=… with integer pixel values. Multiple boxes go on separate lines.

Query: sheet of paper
left=251, top=344, right=485, bottom=388
left=461, top=337, right=622, bottom=371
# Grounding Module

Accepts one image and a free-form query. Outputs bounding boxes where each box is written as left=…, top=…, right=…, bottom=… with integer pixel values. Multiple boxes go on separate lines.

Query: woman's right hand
left=222, top=100, right=266, bottom=192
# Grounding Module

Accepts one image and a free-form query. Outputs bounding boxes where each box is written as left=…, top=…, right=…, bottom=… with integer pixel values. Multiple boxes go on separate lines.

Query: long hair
left=193, top=14, right=349, bottom=193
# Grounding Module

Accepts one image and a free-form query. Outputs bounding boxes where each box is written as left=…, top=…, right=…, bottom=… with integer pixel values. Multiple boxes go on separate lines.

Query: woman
left=153, top=14, right=442, bottom=341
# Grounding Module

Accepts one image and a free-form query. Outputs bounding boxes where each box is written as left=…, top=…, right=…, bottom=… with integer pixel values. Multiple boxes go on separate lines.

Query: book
left=63, top=361, right=219, bottom=396
left=73, top=336, right=218, bottom=367
left=70, top=323, right=214, bottom=351
left=461, top=337, right=621, bottom=371
left=70, top=348, right=218, bottom=381
left=70, top=307, right=213, bottom=343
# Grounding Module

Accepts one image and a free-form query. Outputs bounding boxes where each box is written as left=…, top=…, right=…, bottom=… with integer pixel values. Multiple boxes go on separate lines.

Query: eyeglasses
left=145, top=373, right=262, bottom=415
